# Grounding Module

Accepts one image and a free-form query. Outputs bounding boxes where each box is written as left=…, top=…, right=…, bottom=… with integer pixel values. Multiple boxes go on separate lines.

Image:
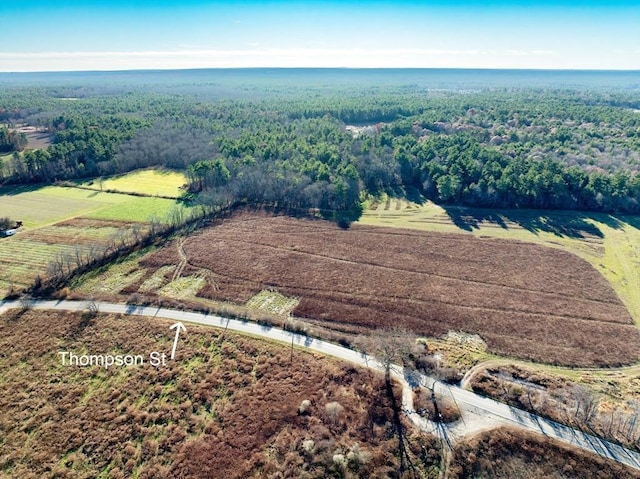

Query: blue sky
left=1, top=1, right=638, bottom=71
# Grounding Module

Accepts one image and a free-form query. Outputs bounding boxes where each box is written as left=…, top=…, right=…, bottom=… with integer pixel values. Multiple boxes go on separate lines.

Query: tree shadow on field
left=388, top=185, right=427, bottom=206
left=443, top=206, right=508, bottom=232
left=618, top=214, right=640, bottom=231
left=439, top=205, right=628, bottom=240
left=319, top=204, right=364, bottom=229
left=0, top=183, right=46, bottom=196
left=2, top=307, right=29, bottom=322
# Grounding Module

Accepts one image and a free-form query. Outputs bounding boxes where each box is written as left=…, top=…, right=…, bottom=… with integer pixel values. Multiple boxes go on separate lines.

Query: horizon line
left=2, top=66, right=640, bottom=75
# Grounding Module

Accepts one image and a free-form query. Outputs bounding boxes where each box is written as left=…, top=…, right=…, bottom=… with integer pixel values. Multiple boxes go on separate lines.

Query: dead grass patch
left=448, top=427, right=640, bottom=479
left=246, top=289, right=299, bottom=316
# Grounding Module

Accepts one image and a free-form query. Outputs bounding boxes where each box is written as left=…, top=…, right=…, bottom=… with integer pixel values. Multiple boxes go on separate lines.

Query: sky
left=0, top=1, right=639, bottom=72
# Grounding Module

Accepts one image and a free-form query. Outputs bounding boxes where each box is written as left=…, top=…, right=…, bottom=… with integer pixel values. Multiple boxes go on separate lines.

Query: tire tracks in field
left=171, top=237, right=188, bottom=281
left=172, top=237, right=219, bottom=291
left=225, top=220, right=612, bottom=301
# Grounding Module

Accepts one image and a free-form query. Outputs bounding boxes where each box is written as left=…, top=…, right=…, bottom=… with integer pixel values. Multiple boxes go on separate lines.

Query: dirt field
left=136, top=212, right=640, bottom=367
left=11, top=126, right=54, bottom=150
left=0, top=309, right=434, bottom=478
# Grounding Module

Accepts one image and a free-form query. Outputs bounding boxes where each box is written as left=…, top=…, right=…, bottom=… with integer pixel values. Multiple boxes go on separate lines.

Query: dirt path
left=461, top=358, right=640, bottom=390
left=171, top=237, right=188, bottom=281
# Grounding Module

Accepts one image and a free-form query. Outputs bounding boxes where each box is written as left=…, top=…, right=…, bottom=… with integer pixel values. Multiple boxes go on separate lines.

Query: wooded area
left=1, top=70, right=638, bottom=214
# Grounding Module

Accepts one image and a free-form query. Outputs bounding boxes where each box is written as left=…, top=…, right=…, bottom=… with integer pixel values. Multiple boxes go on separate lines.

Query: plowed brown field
left=141, top=212, right=640, bottom=367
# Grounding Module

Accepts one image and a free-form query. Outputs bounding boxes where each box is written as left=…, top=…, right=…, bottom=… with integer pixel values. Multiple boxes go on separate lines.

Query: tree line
left=1, top=83, right=638, bottom=214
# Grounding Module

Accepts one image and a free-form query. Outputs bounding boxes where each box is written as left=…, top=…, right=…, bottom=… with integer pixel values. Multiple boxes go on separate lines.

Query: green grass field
left=0, top=182, right=191, bottom=293
left=78, top=169, right=187, bottom=198
left=0, top=185, right=185, bottom=228
left=359, top=197, right=640, bottom=327
left=0, top=152, right=14, bottom=165
left=0, top=185, right=130, bottom=228
left=84, top=196, right=187, bottom=222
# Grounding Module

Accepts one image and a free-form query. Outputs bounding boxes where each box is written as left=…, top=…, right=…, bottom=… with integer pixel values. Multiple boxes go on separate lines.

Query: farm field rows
left=0, top=181, right=189, bottom=292
left=91, top=212, right=640, bottom=367
left=360, top=198, right=640, bottom=327
left=0, top=185, right=126, bottom=229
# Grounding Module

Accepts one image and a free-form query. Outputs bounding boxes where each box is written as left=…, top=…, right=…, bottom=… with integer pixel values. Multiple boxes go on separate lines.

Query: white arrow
left=169, top=322, right=186, bottom=360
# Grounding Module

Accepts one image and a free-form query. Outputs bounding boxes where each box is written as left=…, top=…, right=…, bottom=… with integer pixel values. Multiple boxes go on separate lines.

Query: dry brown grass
left=413, top=388, right=461, bottom=423
left=137, top=211, right=640, bottom=367
left=448, top=427, right=640, bottom=479
left=0, top=309, right=439, bottom=478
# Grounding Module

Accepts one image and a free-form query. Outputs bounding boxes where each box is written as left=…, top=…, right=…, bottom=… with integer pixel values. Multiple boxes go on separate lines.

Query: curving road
left=2, top=299, right=639, bottom=471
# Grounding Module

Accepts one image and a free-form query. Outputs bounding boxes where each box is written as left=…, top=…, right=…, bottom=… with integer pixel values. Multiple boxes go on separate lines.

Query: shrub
left=414, top=387, right=461, bottom=423
left=298, top=399, right=312, bottom=415
left=324, top=401, right=344, bottom=426
left=302, top=439, right=315, bottom=453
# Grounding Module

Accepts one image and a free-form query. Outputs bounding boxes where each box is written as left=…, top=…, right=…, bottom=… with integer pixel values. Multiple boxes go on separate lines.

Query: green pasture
left=84, top=196, right=187, bottom=223
left=0, top=184, right=187, bottom=227
left=78, top=169, right=187, bottom=198
left=0, top=183, right=191, bottom=293
left=359, top=198, right=640, bottom=326
left=0, top=152, right=14, bottom=164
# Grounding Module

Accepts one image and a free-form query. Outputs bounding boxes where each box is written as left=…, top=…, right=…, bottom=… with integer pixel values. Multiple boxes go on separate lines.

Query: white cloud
left=0, top=47, right=633, bottom=72
left=531, top=50, right=557, bottom=56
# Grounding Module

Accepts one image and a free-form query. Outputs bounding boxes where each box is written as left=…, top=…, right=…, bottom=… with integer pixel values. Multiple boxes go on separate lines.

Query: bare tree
left=572, top=384, right=600, bottom=428
left=74, top=245, right=85, bottom=268
left=86, top=298, right=99, bottom=318
left=356, top=327, right=417, bottom=383
left=19, top=294, right=33, bottom=310
left=131, top=224, right=143, bottom=244
left=46, top=255, right=64, bottom=279
left=355, top=327, right=417, bottom=475
left=168, top=206, right=185, bottom=228
left=149, top=216, right=162, bottom=238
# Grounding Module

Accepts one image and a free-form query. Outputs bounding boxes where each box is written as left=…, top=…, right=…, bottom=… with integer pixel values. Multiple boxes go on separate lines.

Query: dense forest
left=1, top=69, right=639, bottom=214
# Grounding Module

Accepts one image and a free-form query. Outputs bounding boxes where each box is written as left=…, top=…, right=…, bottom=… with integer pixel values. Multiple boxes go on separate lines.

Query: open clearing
left=0, top=184, right=188, bottom=291
left=360, top=198, right=640, bottom=327
left=124, top=212, right=640, bottom=367
left=11, top=125, right=54, bottom=150
left=77, top=169, right=187, bottom=198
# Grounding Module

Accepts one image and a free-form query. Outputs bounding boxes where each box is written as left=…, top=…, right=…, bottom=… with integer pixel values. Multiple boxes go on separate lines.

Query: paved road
left=2, top=299, right=639, bottom=471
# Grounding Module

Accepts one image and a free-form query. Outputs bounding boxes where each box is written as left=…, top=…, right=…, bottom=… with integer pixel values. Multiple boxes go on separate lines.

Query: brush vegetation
left=0, top=309, right=440, bottom=478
